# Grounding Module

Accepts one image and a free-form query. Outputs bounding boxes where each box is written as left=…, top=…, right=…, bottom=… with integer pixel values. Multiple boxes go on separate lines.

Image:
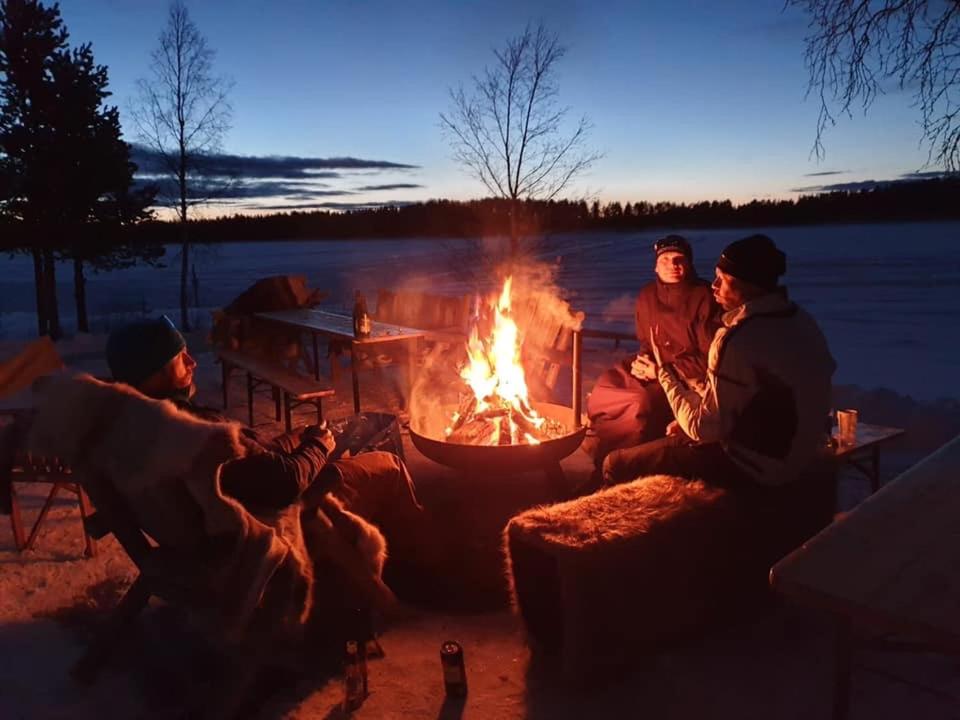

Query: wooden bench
left=217, top=349, right=334, bottom=432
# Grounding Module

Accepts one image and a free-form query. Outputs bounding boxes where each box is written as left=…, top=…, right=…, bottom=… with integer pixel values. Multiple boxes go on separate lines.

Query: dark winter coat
left=172, top=398, right=333, bottom=510
left=635, top=277, right=721, bottom=382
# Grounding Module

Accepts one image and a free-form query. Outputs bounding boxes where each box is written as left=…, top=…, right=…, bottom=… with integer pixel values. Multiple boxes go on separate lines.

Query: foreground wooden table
left=255, top=309, right=425, bottom=413
left=771, top=434, right=960, bottom=719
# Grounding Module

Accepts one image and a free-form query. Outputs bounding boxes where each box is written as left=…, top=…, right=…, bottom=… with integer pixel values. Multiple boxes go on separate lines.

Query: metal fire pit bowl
left=409, top=400, right=586, bottom=474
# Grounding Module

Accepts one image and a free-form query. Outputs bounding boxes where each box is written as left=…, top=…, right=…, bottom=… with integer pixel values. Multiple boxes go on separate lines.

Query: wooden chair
left=2, top=409, right=97, bottom=557
left=511, top=295, right=585, bottom=410
left=374, top=289, right=471, bottom=333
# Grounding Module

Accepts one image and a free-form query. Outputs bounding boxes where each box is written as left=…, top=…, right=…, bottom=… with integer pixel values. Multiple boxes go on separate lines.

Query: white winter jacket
left=657, top=291, right=836, bottom=486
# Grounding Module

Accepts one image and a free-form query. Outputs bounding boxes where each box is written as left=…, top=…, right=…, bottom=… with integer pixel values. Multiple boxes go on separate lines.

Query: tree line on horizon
left=5, top=175, right=951, bottom=246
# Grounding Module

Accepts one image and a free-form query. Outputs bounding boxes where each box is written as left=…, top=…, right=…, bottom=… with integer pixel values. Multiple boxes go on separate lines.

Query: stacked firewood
left=445, top=394, right=566, bottom=446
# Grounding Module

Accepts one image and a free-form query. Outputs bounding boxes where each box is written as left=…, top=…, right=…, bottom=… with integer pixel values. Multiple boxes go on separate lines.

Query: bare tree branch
left=791, top=0, right=960, bottom=170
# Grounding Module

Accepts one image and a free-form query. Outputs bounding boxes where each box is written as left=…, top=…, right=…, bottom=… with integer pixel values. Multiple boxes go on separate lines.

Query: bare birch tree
left=440, top=23, right=600, bottom=254
left=791, top=0, right=960, bottom=170
left=132, top=0, right=232, bottom=329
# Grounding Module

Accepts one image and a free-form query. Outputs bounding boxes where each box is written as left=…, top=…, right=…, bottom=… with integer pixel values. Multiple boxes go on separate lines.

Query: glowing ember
left=444, top=276, right=566, bottom=446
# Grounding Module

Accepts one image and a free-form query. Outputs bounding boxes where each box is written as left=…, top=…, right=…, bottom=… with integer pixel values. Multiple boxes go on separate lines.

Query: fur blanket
left=26, top=373, right=388, bottom=646
left=504, top=474, right=753, bottom=679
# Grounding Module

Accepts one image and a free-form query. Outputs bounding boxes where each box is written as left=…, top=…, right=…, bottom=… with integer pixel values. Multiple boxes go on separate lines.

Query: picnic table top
left=255, top=309, right=425, bottom=344
left=831, top=422, right=905, bottom=459
left=771, top=433, right=960, bottom=650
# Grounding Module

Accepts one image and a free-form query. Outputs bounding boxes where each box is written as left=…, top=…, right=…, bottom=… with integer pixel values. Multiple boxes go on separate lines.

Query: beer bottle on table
left=353, top=291, right=372, bottom=339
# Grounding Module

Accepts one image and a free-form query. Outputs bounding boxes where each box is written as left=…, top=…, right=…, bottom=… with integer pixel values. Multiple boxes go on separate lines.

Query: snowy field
left=2, top=221, right=958, bottom=402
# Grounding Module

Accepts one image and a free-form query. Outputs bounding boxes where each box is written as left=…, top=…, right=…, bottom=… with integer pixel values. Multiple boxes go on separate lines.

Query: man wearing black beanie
left=603, top=234, right=836, bottom=495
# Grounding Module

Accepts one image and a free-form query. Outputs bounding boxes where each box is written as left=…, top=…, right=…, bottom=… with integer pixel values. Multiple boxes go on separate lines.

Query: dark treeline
left=3, top=176, right=959, bottom=251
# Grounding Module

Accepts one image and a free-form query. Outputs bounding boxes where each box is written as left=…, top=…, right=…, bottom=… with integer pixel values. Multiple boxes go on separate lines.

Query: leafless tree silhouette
left=791, top=0, right=960, bottom=170
left=132, top=0, right=233, bottom=329
left=440, top=23, right=600, bottom=254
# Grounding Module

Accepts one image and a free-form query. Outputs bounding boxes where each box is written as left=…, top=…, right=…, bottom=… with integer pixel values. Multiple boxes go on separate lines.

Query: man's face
left=655, top=251, right=688, bottom=284
left=711, top=267, right=749, bottom=311
left=140, top=348, right=196, bottom=398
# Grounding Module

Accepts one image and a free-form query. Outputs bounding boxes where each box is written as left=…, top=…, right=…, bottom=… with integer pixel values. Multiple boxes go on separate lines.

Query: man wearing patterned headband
left=585, top=235, right=721, bottom=468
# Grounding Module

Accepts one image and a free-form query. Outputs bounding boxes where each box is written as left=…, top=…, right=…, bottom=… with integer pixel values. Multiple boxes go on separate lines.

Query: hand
left=302, top=421, right=336, bottom=454
left=630, top=354, right=657, bottom=381
left=665, top=419, right=683, bottom=437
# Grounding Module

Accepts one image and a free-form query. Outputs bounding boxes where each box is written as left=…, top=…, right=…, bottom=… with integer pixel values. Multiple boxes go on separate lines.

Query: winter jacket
left=172, top=398, right=332, bottom=510
left=657, top=291, right=836, bottom=486
left=635, top=278, right=720, bottom=382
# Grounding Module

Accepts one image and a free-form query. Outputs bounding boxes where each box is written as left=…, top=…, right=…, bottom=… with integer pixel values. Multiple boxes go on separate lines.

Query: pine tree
left=0, top=0, right=156, bottom=336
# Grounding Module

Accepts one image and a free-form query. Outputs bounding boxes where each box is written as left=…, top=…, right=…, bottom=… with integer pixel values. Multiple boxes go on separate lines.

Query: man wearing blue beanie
left=105, top=316, right=424, bottom=562
left=107, top=316, right=192, bottom=398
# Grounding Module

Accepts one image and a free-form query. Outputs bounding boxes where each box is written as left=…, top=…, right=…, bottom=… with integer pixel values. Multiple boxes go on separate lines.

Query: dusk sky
left=56, top=0, right=933, bottom=216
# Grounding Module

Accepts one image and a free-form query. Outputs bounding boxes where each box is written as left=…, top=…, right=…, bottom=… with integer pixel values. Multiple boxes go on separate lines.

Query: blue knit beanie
left=106, top=315, right=186, bottom=386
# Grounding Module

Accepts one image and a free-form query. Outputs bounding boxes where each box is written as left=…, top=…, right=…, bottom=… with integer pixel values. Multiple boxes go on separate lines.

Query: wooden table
left=255, top=309, right=425, bottom=414
left=770, top=434, right=960, bottom=719
left=831, top=422, right=905, bottom=493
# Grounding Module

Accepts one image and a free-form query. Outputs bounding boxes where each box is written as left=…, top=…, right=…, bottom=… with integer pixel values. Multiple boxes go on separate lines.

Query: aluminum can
left=440, top=640, right=467, bottom=697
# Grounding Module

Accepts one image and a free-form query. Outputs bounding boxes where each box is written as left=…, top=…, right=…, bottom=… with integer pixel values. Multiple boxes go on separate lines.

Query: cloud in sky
left=230, top=200, right=417, bottom=212
left=802, top=170, right=849, bottom=177
left=790, top=170, right=959, bottom=193
left=354, top=183, right=424, bottom=191
left=130, top=145, right=421, bottom=212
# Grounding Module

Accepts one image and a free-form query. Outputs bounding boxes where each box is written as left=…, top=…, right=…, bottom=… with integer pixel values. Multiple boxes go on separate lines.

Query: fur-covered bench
left=504, top=470, right=834, bottom=679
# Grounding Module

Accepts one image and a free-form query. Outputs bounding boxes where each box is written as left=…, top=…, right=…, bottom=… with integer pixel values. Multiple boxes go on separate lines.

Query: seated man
left=586, top=235, right=720, bottom=464
left=105, top=316, right=424, bottom=561
left=603, top=234, right=836, bottom=498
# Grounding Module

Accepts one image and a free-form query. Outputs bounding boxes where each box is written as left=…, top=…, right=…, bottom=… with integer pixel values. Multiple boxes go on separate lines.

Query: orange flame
left=446, top=276, right=544, bottom=445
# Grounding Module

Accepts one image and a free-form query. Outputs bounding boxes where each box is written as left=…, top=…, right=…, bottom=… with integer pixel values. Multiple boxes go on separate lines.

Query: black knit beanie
left=106, top=315, right=186, bottom=386
left=653, top=234, right=693, bottom=263
left=716, top=234, right=786, bottom=291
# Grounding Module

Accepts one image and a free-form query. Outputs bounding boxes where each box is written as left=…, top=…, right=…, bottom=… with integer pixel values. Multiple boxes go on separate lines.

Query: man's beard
left=167, top=383, right=196, bottom=403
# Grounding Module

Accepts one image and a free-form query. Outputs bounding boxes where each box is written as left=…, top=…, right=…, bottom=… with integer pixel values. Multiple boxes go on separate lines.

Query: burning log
left=498, top=416, right=512, bottom=445
left=476, top=407, right=509, bottom=421
left=448, top=395, right=479, bottom=433
left=448, top=418, right=498, bottom=445
left=510, top=407, right=541, bottom=439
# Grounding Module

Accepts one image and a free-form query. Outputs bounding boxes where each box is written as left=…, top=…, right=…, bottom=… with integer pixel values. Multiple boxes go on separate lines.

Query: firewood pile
left=445, top=394, right=567, bottom=446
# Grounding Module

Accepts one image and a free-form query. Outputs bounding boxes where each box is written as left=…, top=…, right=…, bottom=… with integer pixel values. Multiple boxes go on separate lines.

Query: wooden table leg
left=77, top=485, right=97, bottom=558
left=246, top=372, right=255, bottom=427
left=405, top=337, right=420, bottom=410
left=870, top=447, right=881, bottom=494
left=221, top=358, right=230, bottom=409
left=832, top=615, right=853, bottom=720
left=350, top=342, right=362, bottom=414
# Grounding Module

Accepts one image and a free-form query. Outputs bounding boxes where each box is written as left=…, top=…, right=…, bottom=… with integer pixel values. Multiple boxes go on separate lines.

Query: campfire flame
left=445, top=276, right=560, bottom=446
